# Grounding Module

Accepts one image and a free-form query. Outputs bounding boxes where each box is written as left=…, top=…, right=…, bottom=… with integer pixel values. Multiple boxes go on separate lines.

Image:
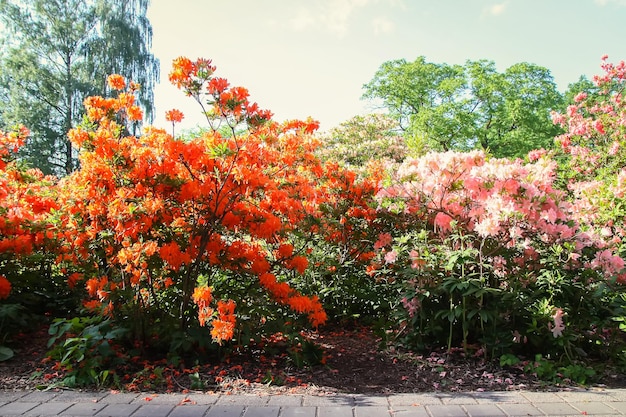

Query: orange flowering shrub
left=54, top=57, right=376, bottom=347
left=0, top=126, right=58, bottom=259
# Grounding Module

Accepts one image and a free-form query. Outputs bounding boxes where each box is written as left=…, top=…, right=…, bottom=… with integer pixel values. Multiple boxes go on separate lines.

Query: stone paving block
left=0, top=390, right=27, bottom=402
left=94, top=403, right=141, bottom=417
left=317, top=405, right=354, bottom=417
left=131, top=404, right=176, bottom=417
left=462, top=404, right=506, bottom=416
left=216, top=395, right=269, bottom=406
left=496, top=403, right=544, bottom=416
left=243, top=405, right=280, bottom=417
left=388, top=393, right=442, bottom=406
left=98, top=392, right=140, bottom=403
left=353, top=395, right=388, bottom=407
left=354, top=406, right=392, bottom=417
left=471, top=391, right=529, bottom=404
left=168, top=404, right=211, bottom=417
left=131, top=393, right=186, bottom=404
left=534, top=401, right=582, bottom=415
left=425, top=404, right=468, bottom=417
left=50, top=391, right=108, bottom=403
left=205, top=405, right=246, bottom=417
left=606, top=401, right=626, bottom=414
left=303, top=395, right=355, bottom=406
left=18, top=390, right=60, bottom=403
left=390, top=405, right=429, bottom=417
left=185, top=393, right=220, bottom=405
left=24, top=401, right=72, bottom=416
left=266, top=395, right=303, bottom=406
left=519, top=391, right=563, bottom=403
left=556, top=390, right=616, bottom=403
left=0, top=401, right=39, bottom=416
left=62, top=401, right=107, bottom=416
left=569, top=401, right=622, bottom=415
left=438, top=393, right=478, bottom=405
left=606, top=389, right=626, bottom=402
left=278, top=405, right=316, bottom=417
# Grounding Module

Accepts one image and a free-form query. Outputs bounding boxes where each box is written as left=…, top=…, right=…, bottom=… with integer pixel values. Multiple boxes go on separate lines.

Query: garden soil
left=1, top=324, right=625, bottom=394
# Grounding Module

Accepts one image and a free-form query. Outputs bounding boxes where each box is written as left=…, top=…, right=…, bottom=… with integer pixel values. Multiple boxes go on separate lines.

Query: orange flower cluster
left=168, top=57, right=216, bottom=91
left=259, top=273, right=327, bottom=327
left=168, top=57, right=272, bottom=126
left=165, top=109, right=184, bottom=123
left=0, top=127, right=59, bottom=261
left=49, top=58, right=378, bottom=344
left=192, top=286, right=213, bottom=327
left=107, top=74, right=126, bottom=91
left=211, top=300, right=236, bottom=344
left=0, top=125, right=28, bottom=170
left=0, top=275, right=11, bottom=299
left=191, top=288, right=236, bottom=343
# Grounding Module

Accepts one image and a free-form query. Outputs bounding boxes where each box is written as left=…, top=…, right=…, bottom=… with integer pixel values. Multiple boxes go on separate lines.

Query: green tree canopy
left=0, top=0, right=159, bottom=175
left=362, top=57, right=564, bottom=158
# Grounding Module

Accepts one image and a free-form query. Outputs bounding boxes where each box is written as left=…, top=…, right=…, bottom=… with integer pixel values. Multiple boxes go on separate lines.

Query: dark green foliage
left=0, top=0, right=159, bottom=175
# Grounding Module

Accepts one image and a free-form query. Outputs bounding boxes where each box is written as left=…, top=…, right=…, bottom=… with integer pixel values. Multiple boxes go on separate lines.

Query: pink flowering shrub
left=372, top=149, right=626, bottom=363
left=550, top=56, right=626, bottom=245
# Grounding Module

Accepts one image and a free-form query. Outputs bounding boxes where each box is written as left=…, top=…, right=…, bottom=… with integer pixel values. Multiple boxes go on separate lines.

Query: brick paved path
left=3, top=388, right=626, bottom=416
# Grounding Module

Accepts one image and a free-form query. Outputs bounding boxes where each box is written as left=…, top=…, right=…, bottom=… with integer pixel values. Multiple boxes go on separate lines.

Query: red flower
left=0, top=275, right=11, bottom=299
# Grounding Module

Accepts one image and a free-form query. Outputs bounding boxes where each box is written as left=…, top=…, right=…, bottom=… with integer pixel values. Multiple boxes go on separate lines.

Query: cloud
left=484, top=2, right=507, bottom=16
left=372, top=16, right=395, bottom=35
left=594, top=0, right=626, bottom=5
left=325, top=0, right=370, bottom=35
left=287, top=0, right=392, bottom=37
left=289, top=7, right=317, bottom=31
left=285, top=0, right=403, bottom=37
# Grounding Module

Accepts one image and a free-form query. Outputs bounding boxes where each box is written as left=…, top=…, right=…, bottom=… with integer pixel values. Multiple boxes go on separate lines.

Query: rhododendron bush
left=368, top=58, right=626, bottom=368
left=0, top=126, right=64, bottom=361
left=50, top=57, right=384, bottom=355
left=551, top=56, right=626, bottom=239
left=372, top=149, right=626, bottom=361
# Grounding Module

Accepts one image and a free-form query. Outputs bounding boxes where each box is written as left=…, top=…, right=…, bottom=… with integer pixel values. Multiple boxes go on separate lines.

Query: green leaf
left=0, top=346, right=15, bottom=361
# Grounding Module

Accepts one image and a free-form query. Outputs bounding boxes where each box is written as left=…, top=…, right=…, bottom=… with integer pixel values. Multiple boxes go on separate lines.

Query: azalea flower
left=550, top=308, right=566, bottom=338
left=384, top=250, right=398, bottom=264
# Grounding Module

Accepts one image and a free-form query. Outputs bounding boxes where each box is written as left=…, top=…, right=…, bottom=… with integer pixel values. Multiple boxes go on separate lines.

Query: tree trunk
left=64, top=53, right=73, bottom=175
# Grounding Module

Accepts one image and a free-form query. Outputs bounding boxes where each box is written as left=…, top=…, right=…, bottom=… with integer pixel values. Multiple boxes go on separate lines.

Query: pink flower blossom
left=374, top=233, right=392, bottom=250
left=409, top=250, right=425, bottom=269
left=384, top=250, right=398, bottom=264
left=550, top=308, right=566, bottom=338
left=434, top=212, right=453, bottom=232
left=591, top=249, right=625, bottom=276
left=527, top=148, right=547, bottom=162
left=475, top=216, right=500, bottom=237
left=402, top=297, right=420, bottom=317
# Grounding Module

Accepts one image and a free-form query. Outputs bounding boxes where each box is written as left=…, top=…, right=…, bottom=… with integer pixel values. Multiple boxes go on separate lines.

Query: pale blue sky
left=147, top=0, right=626, bottom=133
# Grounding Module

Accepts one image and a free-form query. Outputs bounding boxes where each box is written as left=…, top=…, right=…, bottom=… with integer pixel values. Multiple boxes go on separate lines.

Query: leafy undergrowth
left=1, top=324, right=626, bottom=394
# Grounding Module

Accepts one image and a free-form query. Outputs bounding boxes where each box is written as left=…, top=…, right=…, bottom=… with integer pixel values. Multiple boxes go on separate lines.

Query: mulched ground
left=2, top=324, right=625, bottom=394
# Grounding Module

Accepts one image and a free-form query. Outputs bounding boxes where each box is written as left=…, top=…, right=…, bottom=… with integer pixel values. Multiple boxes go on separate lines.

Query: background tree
left=0, top=0, right=159, bottom=175
left=363, top=57, right=564, bottom=158
left=316, top=113, right=407, bottom=174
